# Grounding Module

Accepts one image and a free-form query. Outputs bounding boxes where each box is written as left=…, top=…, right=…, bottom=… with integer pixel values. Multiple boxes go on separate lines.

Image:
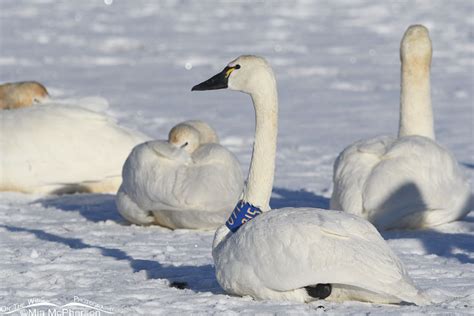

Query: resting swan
left=192, top=55, right=428, bottom=304
left=330, top=25, right=471, bottom=230
left=0, top=81, right=49, bottom=109
left=116, top=120, right=244, bottom=229
left=0, top=96, right=147, bottom=194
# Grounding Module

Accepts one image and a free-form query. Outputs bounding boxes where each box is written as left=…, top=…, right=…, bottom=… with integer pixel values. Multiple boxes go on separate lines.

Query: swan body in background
left=116, top=120, right=244, bottom=229
left=0, top=81, right=49, bottom=109
left=192, top=55, right=428, bottom=304
left=0, top=97, right=147, bottom=194
left=331, top=25, right=471, bottom=230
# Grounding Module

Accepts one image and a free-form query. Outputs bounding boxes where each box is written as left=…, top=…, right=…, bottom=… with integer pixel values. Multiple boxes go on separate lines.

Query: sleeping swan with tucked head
left=116, top=120, right=244, bottom=229
left=330, top=25, right=471, bottom=230
left=192, top=55, right=429, bottom=304
left=0, top=83, right=146, bottom=194
left=0, top=81, right=49, bottom=109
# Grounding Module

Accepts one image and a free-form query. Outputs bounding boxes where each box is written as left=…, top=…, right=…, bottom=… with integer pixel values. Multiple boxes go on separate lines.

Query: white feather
left=214, top=208, right=429, bottom=304
left=196, top=55, right=428, bottom=304
left=331, top=25, right=471, bottom=230
left=116, top=123, right=244, bottom=229
left=0, top=102, right=146, bottom=194
left=332, top=135, right=471, bottom=229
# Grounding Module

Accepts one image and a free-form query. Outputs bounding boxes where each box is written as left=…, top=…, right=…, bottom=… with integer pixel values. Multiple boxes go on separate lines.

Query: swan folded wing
left=119, top=142, right=239, bottom=216
left=363, top=136, right=471, bottom=228
left=46, top=97, right=110, bottom=113
left=33, top=103, right=117, bottom=123
left=170, top=144, right=244, bottom=211
left=331, top=136, right=396, bottom=215
left=120, top=141, right=188, bottom=211
left=223, top=209, right=413, bottom=299
left=144, top=140, right=191, bottom=163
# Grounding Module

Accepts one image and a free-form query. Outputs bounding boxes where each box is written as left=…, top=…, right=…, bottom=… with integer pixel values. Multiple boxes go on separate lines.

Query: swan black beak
left=191, top=66, right=234, bottom=91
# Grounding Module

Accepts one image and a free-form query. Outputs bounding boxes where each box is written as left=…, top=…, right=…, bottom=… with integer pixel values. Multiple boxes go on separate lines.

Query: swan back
left=0, top=81, right=49, bottom=109
left=332, top=133, right=470, bottom=229
left=213, top=208, right=427, bottom=304
left=330, top=135, right=397, bottom=216
left=362, top=136, right=471, bottom=229
left=0, top=103, right=146, bottom=193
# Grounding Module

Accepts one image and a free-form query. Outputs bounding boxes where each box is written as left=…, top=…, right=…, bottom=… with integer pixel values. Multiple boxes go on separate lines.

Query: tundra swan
left=192, top=55, right=429, bottom=304
left=0, top=98, right=146, bottom=194
left=330, top=25, right=471, bottom=230
left=116, top=120, right=244, bottom=229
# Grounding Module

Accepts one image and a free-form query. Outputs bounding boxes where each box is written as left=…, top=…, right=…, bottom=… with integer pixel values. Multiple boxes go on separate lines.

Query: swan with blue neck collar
left=193, top=55, right=429, bottom=304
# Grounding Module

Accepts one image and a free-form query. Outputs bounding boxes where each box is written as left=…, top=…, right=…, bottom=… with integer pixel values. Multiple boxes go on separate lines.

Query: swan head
left=180, top=120, right=219, bottom=144
left=168, top=123, right=201, bottom=154
left=191, top=55, right=276, bottom=96
left=400, top=25, right=432, bottom=67
left=0, top=81, right=49, bottom=109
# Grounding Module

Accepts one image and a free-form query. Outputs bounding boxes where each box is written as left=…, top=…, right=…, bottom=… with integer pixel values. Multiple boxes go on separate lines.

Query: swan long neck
left=243, top=86, right=278, bottom=212
left=398, top=40, right=434, bottom=139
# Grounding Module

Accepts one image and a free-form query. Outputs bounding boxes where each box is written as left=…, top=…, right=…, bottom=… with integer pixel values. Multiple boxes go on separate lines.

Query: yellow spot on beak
left=225, top=67, right=235, bottom=78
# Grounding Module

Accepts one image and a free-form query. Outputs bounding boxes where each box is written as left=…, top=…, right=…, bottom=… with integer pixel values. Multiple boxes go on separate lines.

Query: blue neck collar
left=225, top=200, right=262, bottom=233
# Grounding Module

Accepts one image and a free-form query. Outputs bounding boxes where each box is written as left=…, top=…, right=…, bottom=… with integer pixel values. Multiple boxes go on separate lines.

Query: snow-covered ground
left=1, top=0, right=473, bottom=314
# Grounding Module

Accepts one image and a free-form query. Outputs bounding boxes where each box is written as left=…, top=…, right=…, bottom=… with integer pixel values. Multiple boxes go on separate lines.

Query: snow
left=0, top=0, right=473, bottom=314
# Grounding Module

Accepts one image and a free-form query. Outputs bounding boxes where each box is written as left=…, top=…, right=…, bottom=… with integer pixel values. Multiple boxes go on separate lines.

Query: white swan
left=0, top=81, right=49, bottom=109
left=116, top=120, right=244, bottom=229
left=330, top=25, right=471, bottom=230
left=0, top=98, right=147, bottom=194
left=192, top=55, right=429, bottom=304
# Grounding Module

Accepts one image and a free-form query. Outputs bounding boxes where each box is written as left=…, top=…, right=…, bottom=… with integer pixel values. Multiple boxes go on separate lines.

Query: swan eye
left=181, top=142, right=189, bottom=148
left=225, top=65, right=241, bottom=78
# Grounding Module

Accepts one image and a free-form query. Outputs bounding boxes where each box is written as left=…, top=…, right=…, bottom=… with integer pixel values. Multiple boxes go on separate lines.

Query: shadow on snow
left=383, top=226, right=474, bottom=264
left=33, top=193, right=124, bottom=223
left=27, top=187, right=474, bottom=264
left=461, top=162, right=474, bottom=170
left=270, top=187, right=330, bottom=210
left=0, top=224, right=223, bottom=295
left=33, top=187, right=331, bottom=223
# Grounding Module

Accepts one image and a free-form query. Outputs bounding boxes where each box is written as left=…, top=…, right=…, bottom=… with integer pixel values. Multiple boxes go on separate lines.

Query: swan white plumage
left=116, top=120, right=244, bottom=229
left=192, top=55, right=429, bottom=304
left=0, top=98, right=147, bottom=194
left=330, top=25, right=471, bottom=230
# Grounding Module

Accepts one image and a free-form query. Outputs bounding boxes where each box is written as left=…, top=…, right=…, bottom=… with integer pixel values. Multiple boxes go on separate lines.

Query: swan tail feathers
left=116, top=188, right=155, bottom=225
